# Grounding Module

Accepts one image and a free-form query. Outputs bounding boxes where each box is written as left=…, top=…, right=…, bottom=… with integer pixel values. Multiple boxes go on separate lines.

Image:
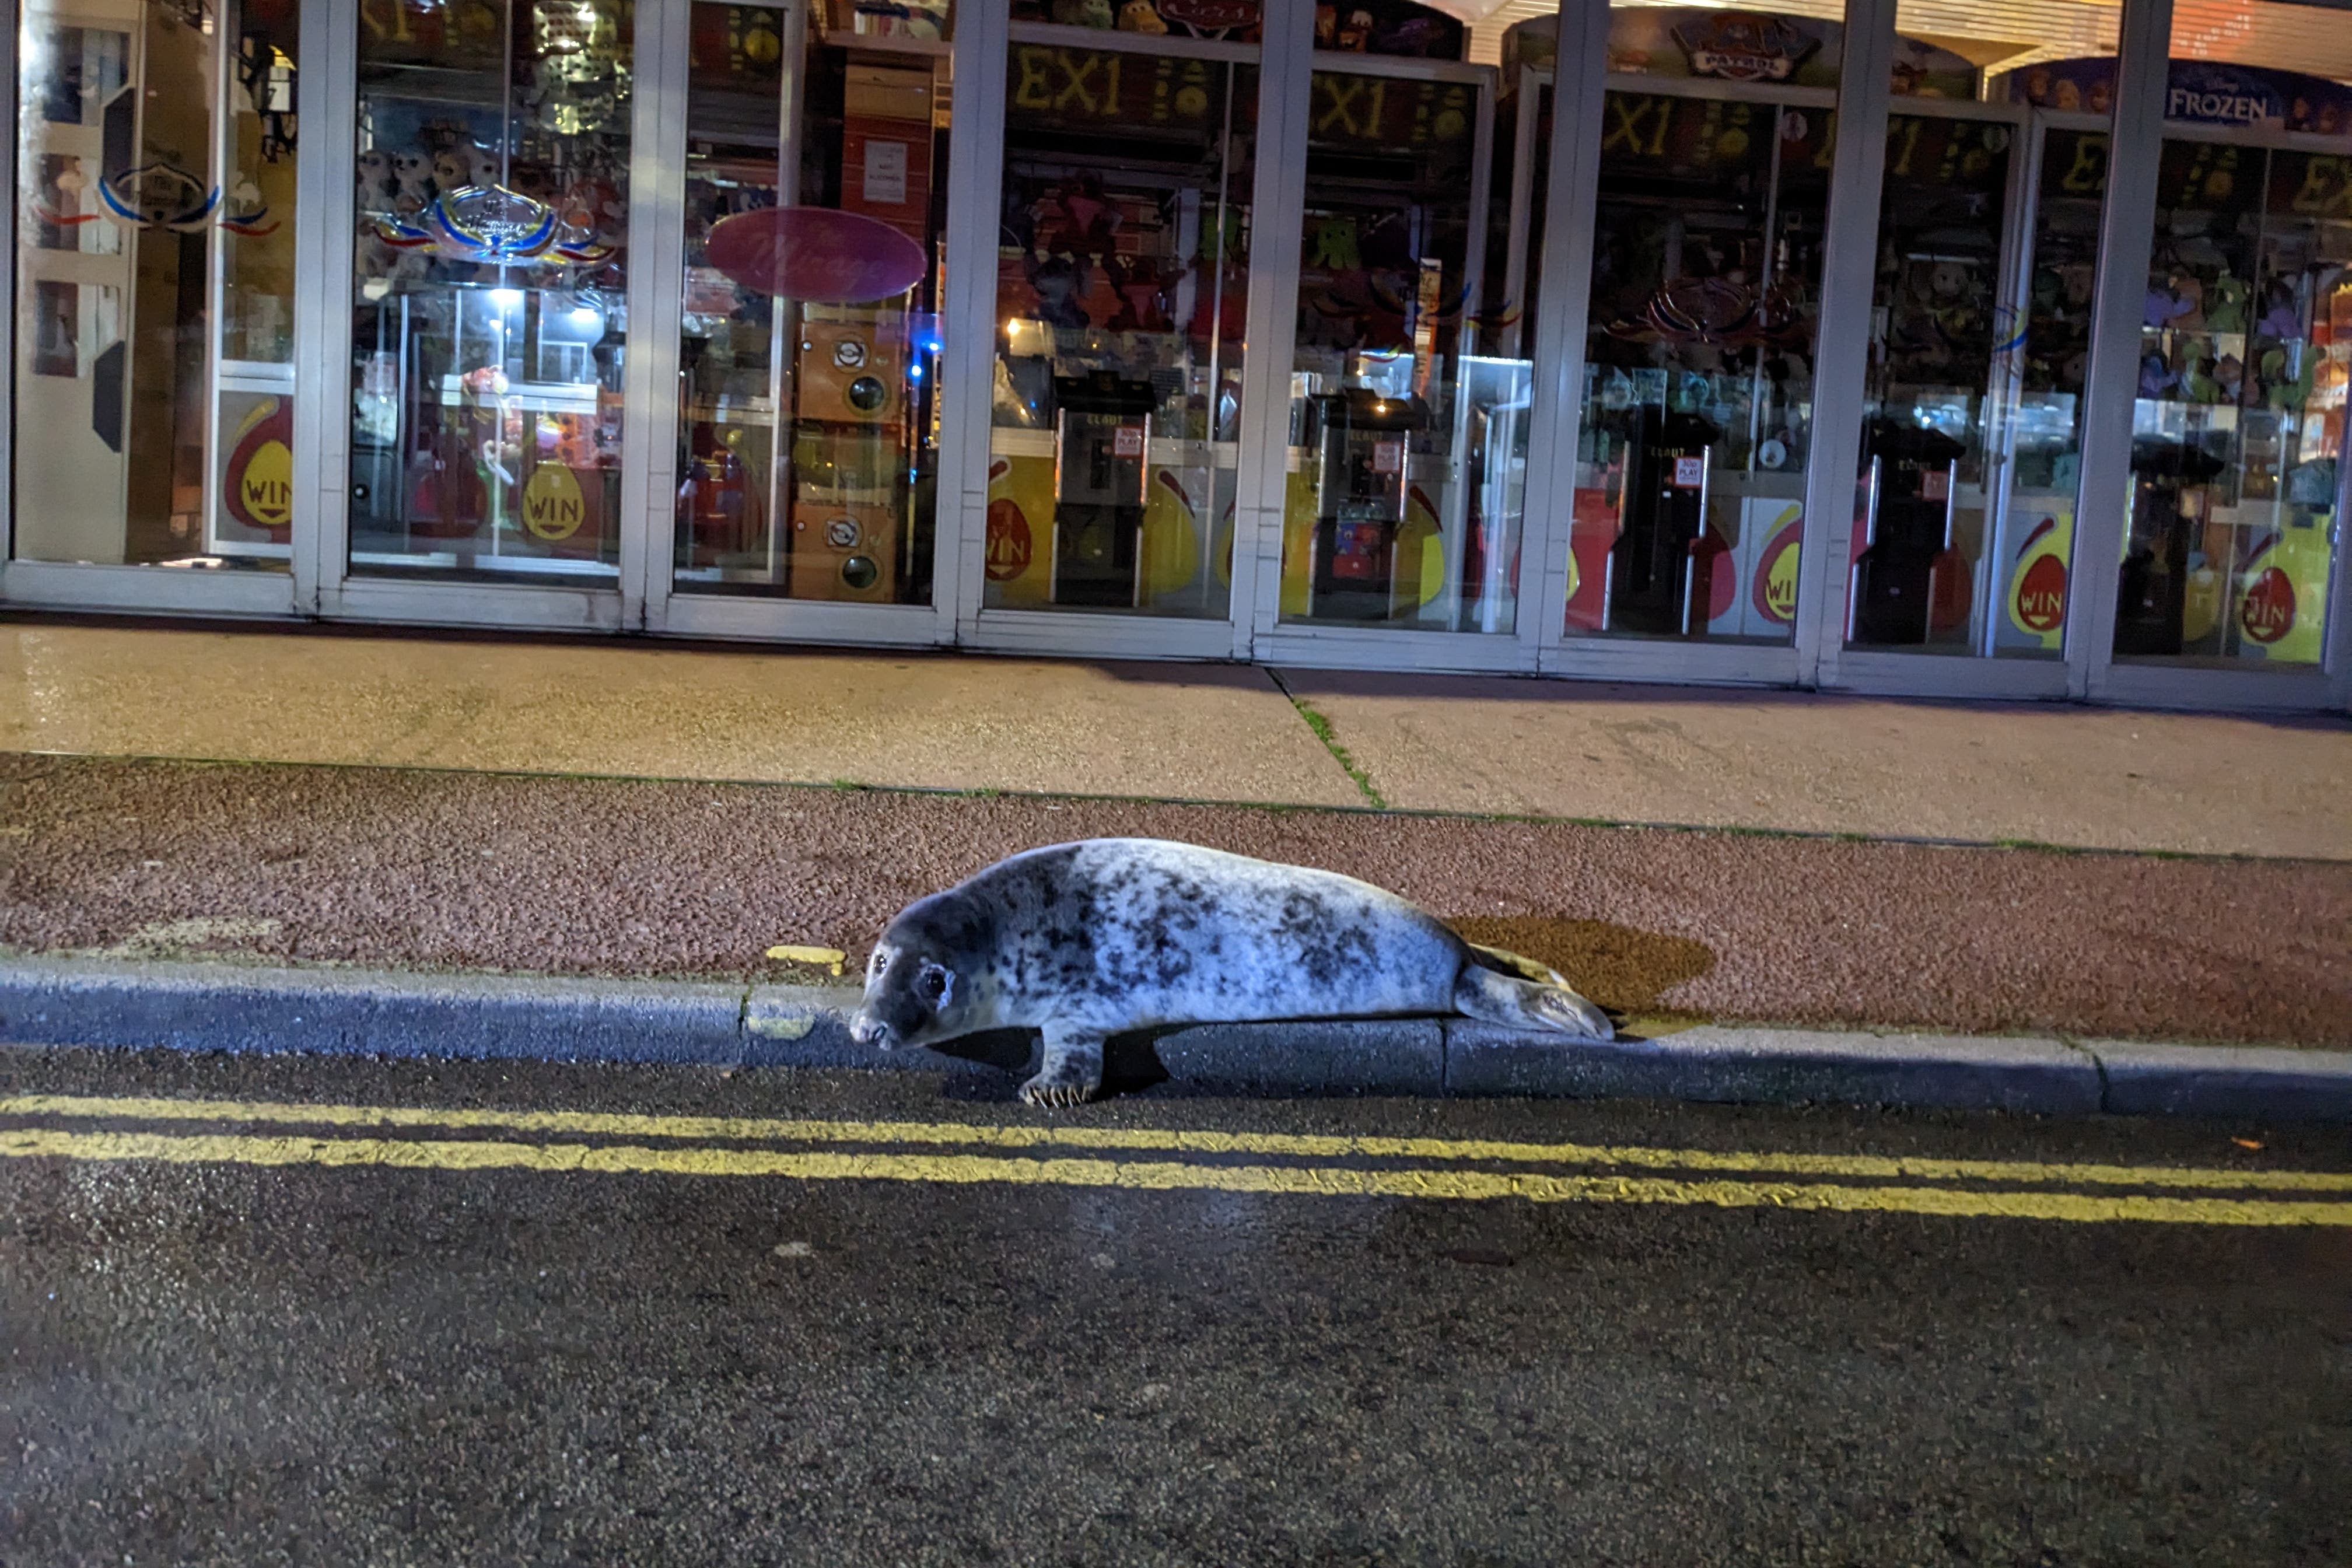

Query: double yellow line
left=4, top=1092, right=2347, bottom=1228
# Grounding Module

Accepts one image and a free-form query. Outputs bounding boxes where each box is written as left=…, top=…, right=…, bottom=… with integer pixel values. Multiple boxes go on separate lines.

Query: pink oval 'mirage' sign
left=706, top=206, right=928, bottom=304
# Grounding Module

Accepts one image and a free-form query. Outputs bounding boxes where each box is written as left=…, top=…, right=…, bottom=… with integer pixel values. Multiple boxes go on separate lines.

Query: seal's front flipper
left=1020, top=1026, right=1106, bottom=1108
left=1454, top=964, right=1615, bottom=1041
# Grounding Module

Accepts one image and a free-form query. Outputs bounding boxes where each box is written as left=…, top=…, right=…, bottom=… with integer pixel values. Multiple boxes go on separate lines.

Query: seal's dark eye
left=918, top=967, right=949, bottom=1003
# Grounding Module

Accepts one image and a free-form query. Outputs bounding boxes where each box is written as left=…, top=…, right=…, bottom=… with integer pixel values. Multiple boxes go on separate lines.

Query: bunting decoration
left=36, top=162, right=276, bottom=237
left=373, top=183, right=614, bottom=268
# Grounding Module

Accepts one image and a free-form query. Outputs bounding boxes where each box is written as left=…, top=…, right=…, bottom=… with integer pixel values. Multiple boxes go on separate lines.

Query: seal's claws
left=1019, top=1077, right=1093, bottom=1108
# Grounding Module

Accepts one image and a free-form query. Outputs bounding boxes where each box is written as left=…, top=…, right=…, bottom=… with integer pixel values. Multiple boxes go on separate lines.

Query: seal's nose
left=849, top=1012, right=893, bottom=1051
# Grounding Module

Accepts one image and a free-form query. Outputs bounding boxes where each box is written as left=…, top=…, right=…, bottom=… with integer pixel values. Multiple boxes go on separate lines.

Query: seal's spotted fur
left=850, top=839, right=1612, bottom=1106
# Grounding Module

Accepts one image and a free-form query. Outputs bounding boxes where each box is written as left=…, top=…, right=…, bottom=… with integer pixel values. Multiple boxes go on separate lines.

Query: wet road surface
left=4, top=1045, right=2348, bottom=1566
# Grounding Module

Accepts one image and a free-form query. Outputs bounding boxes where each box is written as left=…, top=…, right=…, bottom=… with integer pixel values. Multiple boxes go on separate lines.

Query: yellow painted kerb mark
left=4, top=1092, right=2347, bottom=1194
left=1, top=1120, right=2348, bottom=1230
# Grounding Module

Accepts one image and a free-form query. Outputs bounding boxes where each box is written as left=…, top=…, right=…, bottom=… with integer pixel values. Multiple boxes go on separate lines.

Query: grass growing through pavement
left=1269, top=674, right=1386, bottom=809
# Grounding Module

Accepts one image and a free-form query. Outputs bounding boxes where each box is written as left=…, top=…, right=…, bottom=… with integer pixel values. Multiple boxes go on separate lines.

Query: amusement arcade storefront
left=8, top=0, right=2350, bottom=712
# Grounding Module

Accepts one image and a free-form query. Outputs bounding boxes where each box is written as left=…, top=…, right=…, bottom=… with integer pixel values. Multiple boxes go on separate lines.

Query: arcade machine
left=1605, top=404, right=1723, bottom=636
left=2113, top=435, right=2228, bottom=656
left=1850, top=418, right=1969, bottom=644
left=786, top=305, right=909, bottom=601
left=1301, top=386, right=1430, bottom=622
left=1048, top=369, right=1158, bottom=608
left=782, top=50, right=938, bottom=601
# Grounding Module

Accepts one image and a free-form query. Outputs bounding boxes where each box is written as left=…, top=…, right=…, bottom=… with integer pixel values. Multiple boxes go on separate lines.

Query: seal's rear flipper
left=1466, top=942, right=1571, bottom=988
left=1454, top=964, right=1615, bottom=1041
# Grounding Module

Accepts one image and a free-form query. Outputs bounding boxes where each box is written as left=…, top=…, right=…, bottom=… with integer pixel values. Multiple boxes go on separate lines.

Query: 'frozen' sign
left=2166, top=62, right=2295, bottom=128
left=2000, top=55, right=2352, bottom=136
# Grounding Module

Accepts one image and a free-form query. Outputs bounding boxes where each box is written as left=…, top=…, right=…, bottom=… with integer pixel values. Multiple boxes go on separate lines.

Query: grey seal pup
left=849, top=837, right=1614, bottom=1106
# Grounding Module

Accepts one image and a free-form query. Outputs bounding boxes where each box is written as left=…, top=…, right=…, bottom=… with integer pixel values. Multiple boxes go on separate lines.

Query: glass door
left=669, top=0, right=953, bottom=610
left=1274, top=60, right=1513, bottom=635
left=13, top=0, right=301, bottom=576
left=345, top=0, right=634, bottom=582
left=1567, top=79, right=1834, bottom=644
left=982, top=21, right=1259, bottom=621
left=1843, top=106, right=2024, bottom=655
left=2115, top=134, right=2349, bottom=668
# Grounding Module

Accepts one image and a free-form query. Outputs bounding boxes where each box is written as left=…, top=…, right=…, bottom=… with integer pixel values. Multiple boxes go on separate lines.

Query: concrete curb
left=2, top=955, right=2347, bottom=1122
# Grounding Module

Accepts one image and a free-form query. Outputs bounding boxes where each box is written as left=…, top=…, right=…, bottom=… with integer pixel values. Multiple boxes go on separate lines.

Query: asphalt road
left=4, top=1045, right=2348, bottom=1567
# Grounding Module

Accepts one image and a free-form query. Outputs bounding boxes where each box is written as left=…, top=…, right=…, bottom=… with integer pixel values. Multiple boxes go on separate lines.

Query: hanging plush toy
left=1024, top=239, right=1093, bottom=329
left=1108, top=253, right=1168, bottom=332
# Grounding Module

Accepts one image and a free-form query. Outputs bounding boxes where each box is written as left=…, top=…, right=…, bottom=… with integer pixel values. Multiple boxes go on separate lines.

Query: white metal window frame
left=1827, top=90, right=2077, bottom=701
left=2079, top=23, right=2352, bottom=710
left=0, top=0, right=301, bottom=621
left=295, top=0, right=630, bottom=632
left=2070, top=16, right=2352, bottom=712
left=1245, top=41, right=1528, bottom=673
left=946, top=6, right=1284, bottom=664
left=636, top=0, right=958, bottom=650
left=1525, top=0, right=1898, bottom=689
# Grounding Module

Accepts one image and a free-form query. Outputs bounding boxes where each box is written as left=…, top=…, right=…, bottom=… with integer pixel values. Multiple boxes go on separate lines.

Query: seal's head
left=849, top=893, right=992, bottom=1052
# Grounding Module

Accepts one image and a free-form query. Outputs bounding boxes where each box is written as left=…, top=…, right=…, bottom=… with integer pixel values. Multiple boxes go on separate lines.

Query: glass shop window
left=1969, top=11, right=2121, bottom=658
left=1279, top=0, right=1535, bottom=636
left=1844, top=110, right=2020, bottom=655
left=1489, top=23, right=1555, bottom=368
left=347, top=0, right=632, bottom=580
left=674, top=0, right=951, bottom=604
left=13, top=0, right=301, bottom=569
left=2110, top=15, right=2352, bottom=667
left=1566, top=52, right=1834, bottom=643
left=985, top=21, right=1259, bottom=619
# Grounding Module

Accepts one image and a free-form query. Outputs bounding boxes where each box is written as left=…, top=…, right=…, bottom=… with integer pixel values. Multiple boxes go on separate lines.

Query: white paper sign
left=862, top=141, right=909, bottom=207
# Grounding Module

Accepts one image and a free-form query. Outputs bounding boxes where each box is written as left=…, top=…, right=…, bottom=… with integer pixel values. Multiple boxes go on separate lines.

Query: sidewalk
left=1, top=620, right=2346, bottom=1117
left=4, top=620, right=2346, bottom=856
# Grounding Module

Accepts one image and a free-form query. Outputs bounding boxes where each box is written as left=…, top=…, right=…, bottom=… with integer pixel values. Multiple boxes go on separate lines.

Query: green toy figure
left=2204, top=274, right=2249, bottom=335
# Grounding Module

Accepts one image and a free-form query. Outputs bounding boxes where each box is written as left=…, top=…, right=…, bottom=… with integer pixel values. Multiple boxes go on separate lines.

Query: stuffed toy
left=1108, top=253, right=1168, bottom=332
left=2256, top=282, right=2301, bottom=340
left=1025, top=246, right=1093, bottom=329
left=2204, top=275, right=2249, bottom=335
left=390, top=150, right=435, bottom=215
left=433, top=147, right=476, bottom=196
left=355, top=150, right=397, bottom=212
left=2166, top=274, right=2206, bottom=333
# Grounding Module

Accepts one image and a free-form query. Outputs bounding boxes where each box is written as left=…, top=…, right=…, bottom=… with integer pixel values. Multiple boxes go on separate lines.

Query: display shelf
left=220, top=360, right=298, bottom=394
left=356, top=62, right=513, bottom=112
left=434, top=376, right=601, bottom=415
left=822, top=29, right=950, bottom=59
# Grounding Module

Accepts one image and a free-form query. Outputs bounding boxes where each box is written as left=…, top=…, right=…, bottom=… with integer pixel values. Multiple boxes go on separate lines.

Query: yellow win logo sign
left=239, top=440, right=293, bottom=528
left=222, top=397, right=296, bottom=533
left=522, top=463, right=587, bottom=542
